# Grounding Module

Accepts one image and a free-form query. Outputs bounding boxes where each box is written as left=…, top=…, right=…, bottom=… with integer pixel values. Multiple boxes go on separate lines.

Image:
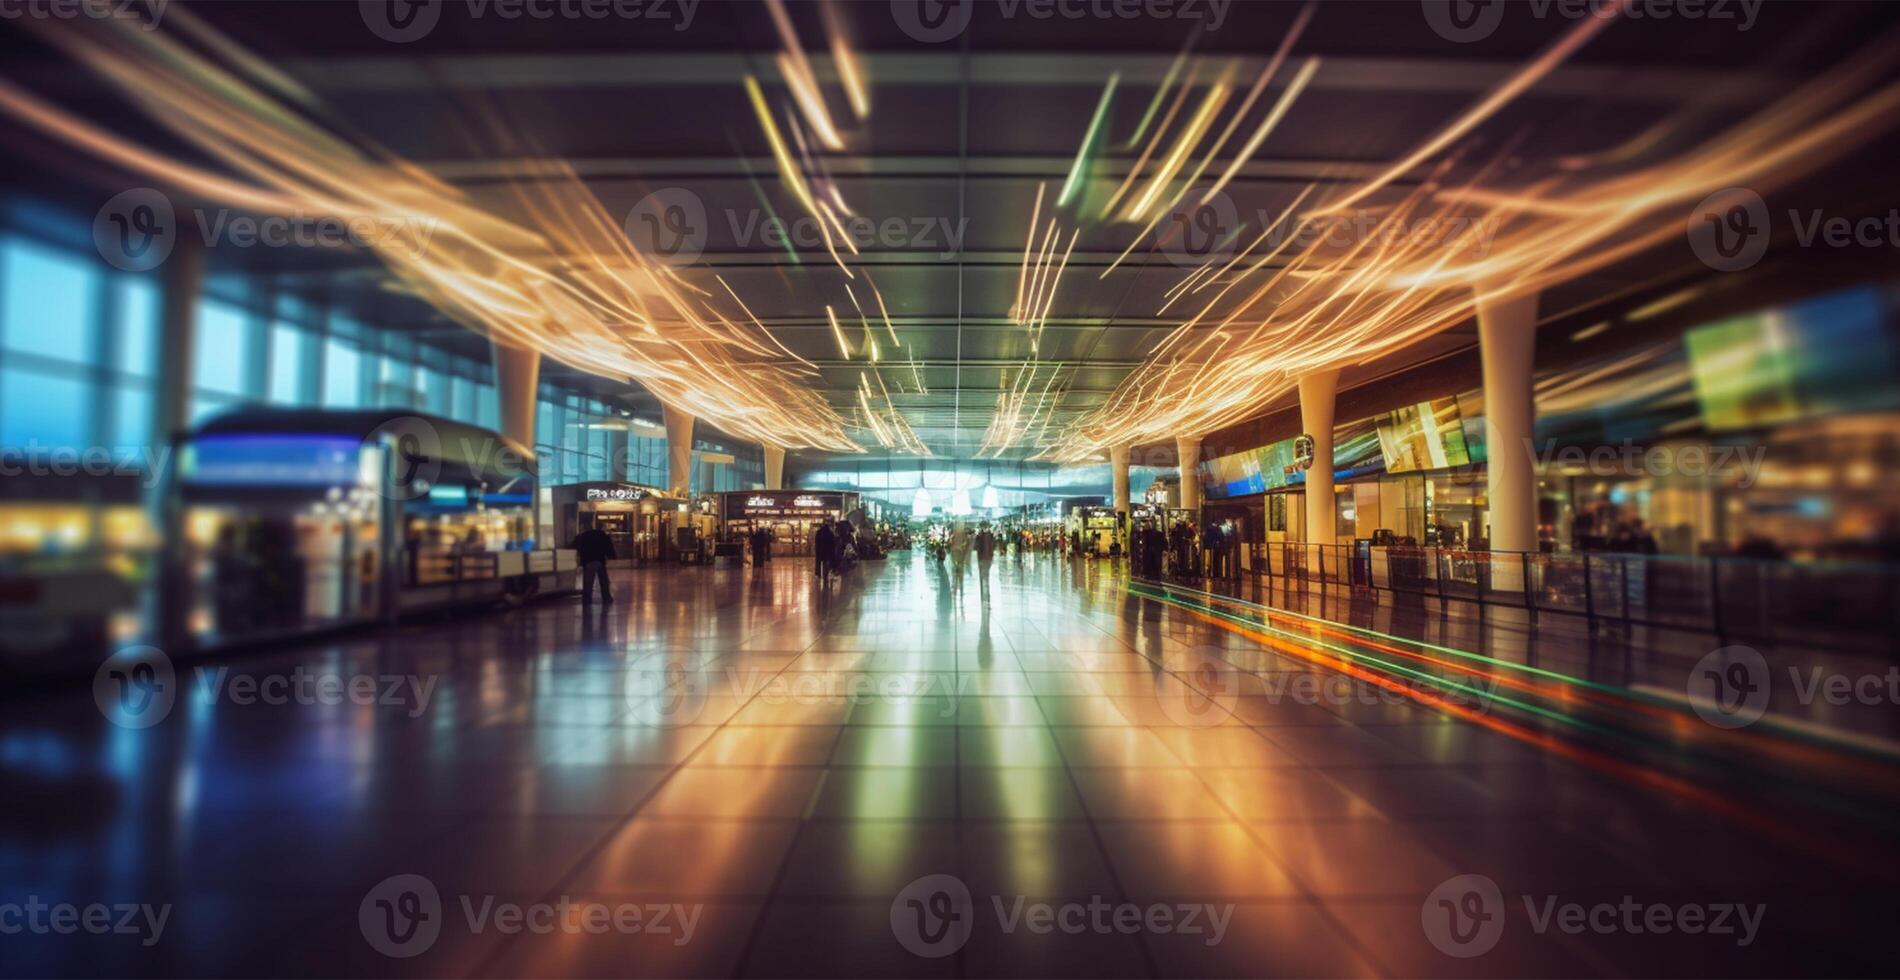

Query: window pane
left=323, top=338, right=360, bottom=407
left=3, top=239, right=99, bottom=363
left=1, top=367, right=91, bottom=447
left=113, top=383, right=151, bottom=449
left=270, top=325, right=304, bottom=405
left=116, top=276, right=159, bottom=378
left=476, top=384, right=497, bottom=429
left=194, top=301, right=249, bottom=396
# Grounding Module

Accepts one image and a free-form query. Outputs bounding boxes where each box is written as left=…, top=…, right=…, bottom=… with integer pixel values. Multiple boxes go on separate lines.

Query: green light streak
left=1058, top=73, right=1118, bottom=209
left=1123, top=55, right=1184, bottom=151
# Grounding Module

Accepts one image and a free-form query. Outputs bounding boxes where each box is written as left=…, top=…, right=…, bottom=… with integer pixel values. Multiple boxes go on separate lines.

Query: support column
left=1175, top=436, right=1202, bottom=513
left=762, top=445, right=786, bottom=490
left=664, top=405, right=694, bottom=499
left=1109, top=444, right=1131, bottom=515
left=154, top=234, right=202, bottom=651
left=1298, top=370, right=1340, bottom=546
left=151, top=236, right=202, bottom=452
left=1477, top=289, right=1539, bottom=554
left=491, top=342, right=540, bottom=450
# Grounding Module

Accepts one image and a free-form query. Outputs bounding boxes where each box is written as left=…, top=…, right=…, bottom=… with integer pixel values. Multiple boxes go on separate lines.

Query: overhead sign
left=585, top=486, right=648, bottom=502
left=731, top=491, right=844, bottom=519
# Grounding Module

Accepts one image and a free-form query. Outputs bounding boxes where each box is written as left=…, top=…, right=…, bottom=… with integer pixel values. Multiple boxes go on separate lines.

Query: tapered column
left=491, top=342, right=540, bottom=450
left=1478, top=289, right=1539, bottom=554
left=762, top=445, right=786, bottom=490
left=151, top=235, right=202, bottom=450
left=664, top=405, right=694, bottom=498
left=154, top=233, right=202, bottom=650
left=1175, top=436, right=1202, bottom=513
left=1109, top=444, right=1131, bottom=515
left=1298, top=370, right=1340, bottom=545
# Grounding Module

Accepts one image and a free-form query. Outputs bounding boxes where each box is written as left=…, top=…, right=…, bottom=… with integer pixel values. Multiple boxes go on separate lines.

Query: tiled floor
left=1, top=552, right=1895, bottom=977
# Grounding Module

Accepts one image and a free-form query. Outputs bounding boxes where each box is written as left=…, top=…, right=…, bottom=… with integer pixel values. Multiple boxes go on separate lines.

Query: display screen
left=1375, top=396, right=1472, bottom=473
left=1685, top=285, right=1898, bottom=431
left=183, top=434, right=364, bottom=487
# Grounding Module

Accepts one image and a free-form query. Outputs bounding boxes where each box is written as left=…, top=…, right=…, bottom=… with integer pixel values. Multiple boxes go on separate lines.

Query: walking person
left=948, top=522, right=972, bottom=588
left=570, top=517, right=615, bottom=605
left=814, top=519, right=836, bottom=586
left=975, top=524, right=996, bottom=583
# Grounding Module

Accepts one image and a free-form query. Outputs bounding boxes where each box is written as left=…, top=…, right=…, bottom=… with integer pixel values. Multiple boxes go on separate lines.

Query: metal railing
left=1142, top=542, right=1900, bottom=655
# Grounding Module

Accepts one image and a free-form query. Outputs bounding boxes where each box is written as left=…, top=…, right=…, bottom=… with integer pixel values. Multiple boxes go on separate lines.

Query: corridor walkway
left=2, top=553, right=1891, bottom=977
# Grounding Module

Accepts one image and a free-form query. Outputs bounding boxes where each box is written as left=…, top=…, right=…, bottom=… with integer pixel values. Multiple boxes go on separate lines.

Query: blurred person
left=569, top=518, right=615, bottom=605
left=948, top=522, right=972, bottom=585
left=976, top=524, right=996, bottom=576
left=814, top=519, right=836, bottom=586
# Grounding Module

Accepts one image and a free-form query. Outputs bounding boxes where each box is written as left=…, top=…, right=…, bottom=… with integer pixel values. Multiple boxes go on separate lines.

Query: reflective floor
left=3, top=553, right=1895, bottom=978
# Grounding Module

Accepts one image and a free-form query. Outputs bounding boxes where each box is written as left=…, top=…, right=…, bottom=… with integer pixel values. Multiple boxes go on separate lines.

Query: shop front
left=547, top=481, right=680, bottom=564
left=718, top=490, right=859, bottom=558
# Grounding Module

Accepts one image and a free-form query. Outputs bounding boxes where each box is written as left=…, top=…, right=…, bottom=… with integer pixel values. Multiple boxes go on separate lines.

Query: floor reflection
left=0, top=552, right=1892, bottom=977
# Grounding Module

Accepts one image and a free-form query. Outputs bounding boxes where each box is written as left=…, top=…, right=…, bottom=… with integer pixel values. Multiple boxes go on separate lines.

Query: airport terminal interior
left=2, top=1, right=1900, bottom=977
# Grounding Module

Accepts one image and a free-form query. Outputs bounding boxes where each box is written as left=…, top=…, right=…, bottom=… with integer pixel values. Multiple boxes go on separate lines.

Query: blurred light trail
left=1057, top=73, right=1118, bottom=209
left=765, top=0, right=846, bottom=150
left=1132, top=582, right=1900, bottom=872
left=1038, top=18, right=1900, bottom=461
left=0, top=12, right=861, bottom=451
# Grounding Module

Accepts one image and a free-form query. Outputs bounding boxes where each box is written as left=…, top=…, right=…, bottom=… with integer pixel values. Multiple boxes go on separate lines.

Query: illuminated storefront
left=718, top=490, right=859, bottom=557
